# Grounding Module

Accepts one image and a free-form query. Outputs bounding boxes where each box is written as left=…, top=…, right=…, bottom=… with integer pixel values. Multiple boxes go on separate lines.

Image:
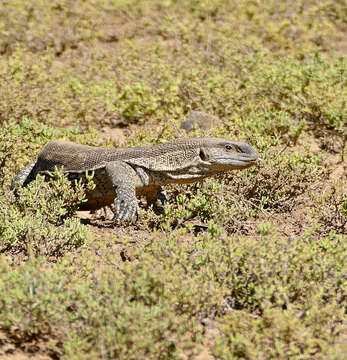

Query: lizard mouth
left=214, top=155, right=260, bottom=167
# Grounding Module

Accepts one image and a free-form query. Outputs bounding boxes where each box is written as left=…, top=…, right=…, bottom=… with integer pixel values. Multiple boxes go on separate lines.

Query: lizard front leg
left=105, top=161, right=140, bottom=222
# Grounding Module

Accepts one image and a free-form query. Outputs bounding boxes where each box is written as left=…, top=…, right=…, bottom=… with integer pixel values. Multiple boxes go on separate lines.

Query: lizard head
left=198, top=139, right=260, bottom=171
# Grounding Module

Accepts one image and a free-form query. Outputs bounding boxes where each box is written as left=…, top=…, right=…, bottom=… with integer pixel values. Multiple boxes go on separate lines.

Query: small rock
left=181, top=111, right=221, bottom=133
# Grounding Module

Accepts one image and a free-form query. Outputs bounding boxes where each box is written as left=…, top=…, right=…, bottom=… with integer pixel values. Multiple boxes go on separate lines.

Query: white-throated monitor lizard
left=11, top=138, right=261, bottom=222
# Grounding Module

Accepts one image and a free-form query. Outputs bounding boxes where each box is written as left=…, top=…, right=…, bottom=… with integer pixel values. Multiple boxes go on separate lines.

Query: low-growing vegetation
left=0, top=0, right=346, bottom=359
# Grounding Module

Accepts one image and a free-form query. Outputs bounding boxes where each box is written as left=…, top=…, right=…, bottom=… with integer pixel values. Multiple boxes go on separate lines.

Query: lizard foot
left=114, top=194, right=140, bottom=222
left=152, top=190, right=168, bottom=215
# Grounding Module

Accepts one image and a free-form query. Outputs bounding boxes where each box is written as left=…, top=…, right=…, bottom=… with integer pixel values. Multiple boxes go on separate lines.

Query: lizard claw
left=114, top=195, right=140, bottom=222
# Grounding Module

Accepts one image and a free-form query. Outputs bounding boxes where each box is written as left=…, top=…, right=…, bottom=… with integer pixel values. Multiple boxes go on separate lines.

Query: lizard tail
left=10, top=161, right=37, bottom=192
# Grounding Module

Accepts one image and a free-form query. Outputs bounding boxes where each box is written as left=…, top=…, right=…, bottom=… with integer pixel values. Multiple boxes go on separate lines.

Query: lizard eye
left=225, top=145, right=233, bottom=151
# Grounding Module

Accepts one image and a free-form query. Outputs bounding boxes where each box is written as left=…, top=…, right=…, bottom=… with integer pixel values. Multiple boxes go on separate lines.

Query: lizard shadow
left=78, top=212, right=208, bottom=235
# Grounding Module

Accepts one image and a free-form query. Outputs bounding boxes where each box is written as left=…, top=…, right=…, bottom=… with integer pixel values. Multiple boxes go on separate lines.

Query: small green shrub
left=314, top=186, right=347, bottom=235
left=0, top=172, right=93, bottom=257
left=214, top=304, right=345, bottom=360
left=237, top=150, right=329, bottom=212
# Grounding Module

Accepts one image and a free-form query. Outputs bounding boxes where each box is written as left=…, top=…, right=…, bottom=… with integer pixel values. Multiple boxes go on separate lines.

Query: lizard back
left=36, top=138, right=217, bottom=173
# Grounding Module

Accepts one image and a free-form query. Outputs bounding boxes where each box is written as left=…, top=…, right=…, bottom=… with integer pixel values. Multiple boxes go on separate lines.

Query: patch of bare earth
left=0, top=331, right=56, bottom=360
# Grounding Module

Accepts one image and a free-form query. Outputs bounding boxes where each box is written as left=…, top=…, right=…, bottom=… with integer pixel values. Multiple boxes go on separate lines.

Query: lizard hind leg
left=144, top=186, right=168, bottom=215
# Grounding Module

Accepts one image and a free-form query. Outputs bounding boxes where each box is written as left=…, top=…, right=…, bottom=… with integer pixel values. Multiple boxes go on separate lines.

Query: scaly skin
left=11, top=138, right=260, bottom=222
